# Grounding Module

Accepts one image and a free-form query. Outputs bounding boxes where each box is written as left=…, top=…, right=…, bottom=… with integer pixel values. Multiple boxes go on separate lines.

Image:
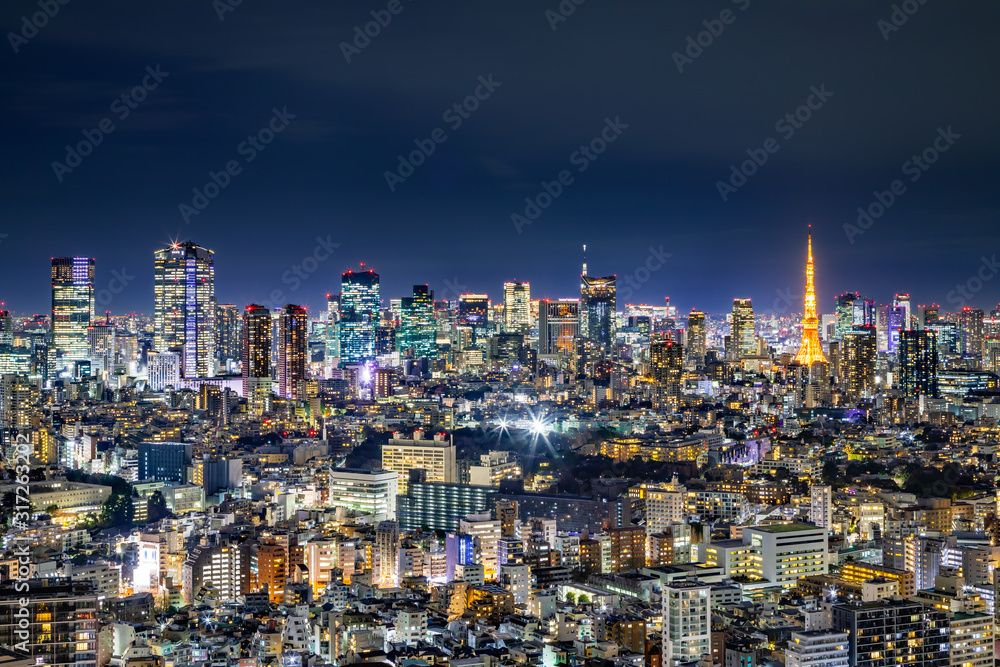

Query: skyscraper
left=728, top=298, right=754, bottom=359
left=842, top=325, right=876, bottom=399
left=242, top=304, right=272, bottom=402
left=325, top=292, right=340, bottom=368
left=794, top=231, right=827, bottom=366
left=399, top=285, right=436, bottom=359
left=458, top=294, right=490, bottom=343
left=899, top=329, right=938, bottom=399
left=339, top=267, right=380, bottom=364
left=649, top=336, right=683, bottom=409
left=834, top=292, right=861, bottom=340
left=215, top=303, right=241, bottom=371
left=537, top=299, right=580, bottom=355
left=51, top=257, right=95, bottom=361
left=86, top=317, right=116, bottom=375
left=278, top=304, right=307, bottom=400
left=502, top=281, right=531, bottom=334
left=685, top=309, right=706, bottom=368
left=153, top=242, right=216, bottom=377
left=959, top=307, right=985, bottom=358
left=580, top=275, right=616, bottom=351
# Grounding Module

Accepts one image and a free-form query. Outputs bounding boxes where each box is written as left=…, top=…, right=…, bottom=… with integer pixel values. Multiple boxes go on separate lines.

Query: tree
left=564, top=592, right=576, bottom=604
left=147, top=491, right=169, bottom=523
left=577, top=594, right=590, bottom=604
left=101, top=493, right=134, bottom=528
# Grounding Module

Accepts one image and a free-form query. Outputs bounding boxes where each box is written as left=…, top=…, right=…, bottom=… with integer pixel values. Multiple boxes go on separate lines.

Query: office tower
left=278, top=304, right=307, bottom=400
left=146, top=350, right=180, bottom=390
left=662, top=580, right=711, bottom=665
left=502, top=281, right=531, bottom=334
left=202, top=458, right=242, bottom=496
left=51, top=256, right=95, bottom=360
left=537, top=299, right=580, bottom=355
left=86, top=318, right=116, bottom=375
left=215, top=303, right=241, bottom=370
left=398, top=482, right=499, bottom=532
left=878, top=303, right=906, bottom=354
left=382, top=431, right=457, bottom=494
left=0, top=310, right=12, bottom=347
left=921, top=303, right=939, bottom=328
left=374, top=325, right=395, bottom=356
left=325, top=292, right=340, bottom=366
left=794, top=232, right=828, bottom=366
left=649, top=336, right=684, bottom=409
left=399, top=285, right=436, bottom=359
left=153, top=242, right=216, bottom=377
left=375, top=521, right=400, bottom=588
left=834, top=292, right=861, bottom=340
left=646, top=475, right=687, bottom=534
left=580, top=275, right=616, bottom=350
left=728, top=298, right=754, bottom=359
left=138, top=441, right=193, bottom=482
left=685, top=309, right=706, bottom=368
left=832, top=598, right=948, bottom=667
left=460, top=512, right=502, bottom=580
left=785, top=631, right=849, bottom=667
left=327, top=468, right=398, bottom=521
left=241, top=304, right=272, bottom=405
left=458, top=294, right=490, bottom=343
left=985, top=338, right=1000, bottom=374
left=861, top=299, right=876, bottom=327
left=894, top=293, right=911, bottom=328
left=0, top=579, right=98, bottom=667
left=339, top=267, right=380, bottom=363
left=809, top=485, right=832, bottom=530
left=959, top=307, right=985, bottom=358
left=842, top=325, right=876, bottom=398
left=899, top=330, right=938, bottom=399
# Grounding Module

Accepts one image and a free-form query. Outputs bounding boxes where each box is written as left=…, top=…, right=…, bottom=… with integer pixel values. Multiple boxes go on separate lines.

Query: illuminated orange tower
left=794, top=228, right=828, bottom=366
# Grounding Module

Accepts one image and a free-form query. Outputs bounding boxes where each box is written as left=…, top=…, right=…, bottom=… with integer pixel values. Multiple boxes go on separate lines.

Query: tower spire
left=582, top=244, right=587, bottom=277
left=794, top=226, right=827, bottom=366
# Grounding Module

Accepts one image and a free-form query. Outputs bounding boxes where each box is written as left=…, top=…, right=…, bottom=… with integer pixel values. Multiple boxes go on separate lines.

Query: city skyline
left=2, top=2, right=999, bottom=315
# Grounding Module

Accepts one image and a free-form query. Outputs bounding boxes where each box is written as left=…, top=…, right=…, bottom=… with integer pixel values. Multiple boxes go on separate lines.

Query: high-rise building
left=0, top=310, right=12, bottom=347
left=832, top=598, right=948, bottom=667
left=899, top=329, right=938, bottom=399
left=339, top=267, right=380, bottom=364
left=920, top=303, right=939, bottom=328
left=649, top=337, right=684, bottom=409
left=278, top=304, right=307, bottom=400
left=86, top=318, right=116, bottom=375
left=138, top=441, right=193, bottom=482
left=51, top=257, right=95, bottom=361
left=580, top=275, right=616, bottom=351
left=459, top=511, right=502, bottom=580
left=215, top=303, right=241, bottom=370
left=375, top=520, right=400, bottom=588
left=685, top=309, right=706, bottom=368
left=147, top=350, right=180, bottom=390
left=325, top=292, right=340, bottom=367
left=842, top=325, right=876, bottom=398
left=894, top=293, right=911, bottom=328
left=809, top=485, right=832, bottom=530
left=327, top=468, right=398, bottom=521
left=153, top=242, right=216, bottom=377
left=399, top=285, right=436, bottom=359
left=834, top=292, right=861, bottom=340
left=785, top=631, right=849, bottom=667
left=242, top=304, right=272, bottom=405
left=794, top=231, right=827, bottom=366
left=382, top=431, right=457, bottom=494
left=537, top=299, right=580, bottom=355
left=0, top=579, right=98, bottom=667
left=458, top=294, right=490, bottom=344
left=502, top=281, right=531, bottom=334
left=959, top=307, right=985, bottom=358
left=728, top=298, right=755, bottom=359
left=662, top=580, right=711, bottom=665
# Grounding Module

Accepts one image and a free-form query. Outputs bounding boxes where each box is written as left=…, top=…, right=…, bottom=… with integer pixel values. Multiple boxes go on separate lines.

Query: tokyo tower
left=794, top=228, right=828, bottom=366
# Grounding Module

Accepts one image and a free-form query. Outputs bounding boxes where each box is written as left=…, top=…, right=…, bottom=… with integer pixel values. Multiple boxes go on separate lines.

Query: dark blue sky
left=2, top=0, right=999, bottom=317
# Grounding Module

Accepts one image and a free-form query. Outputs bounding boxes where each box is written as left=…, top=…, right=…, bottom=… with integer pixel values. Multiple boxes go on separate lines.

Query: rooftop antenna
left=582, top=244, right=587, bottom=277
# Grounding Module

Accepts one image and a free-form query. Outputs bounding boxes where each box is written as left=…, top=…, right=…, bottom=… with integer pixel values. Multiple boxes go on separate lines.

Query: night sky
left=3, top=0, right=999, bottom=317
